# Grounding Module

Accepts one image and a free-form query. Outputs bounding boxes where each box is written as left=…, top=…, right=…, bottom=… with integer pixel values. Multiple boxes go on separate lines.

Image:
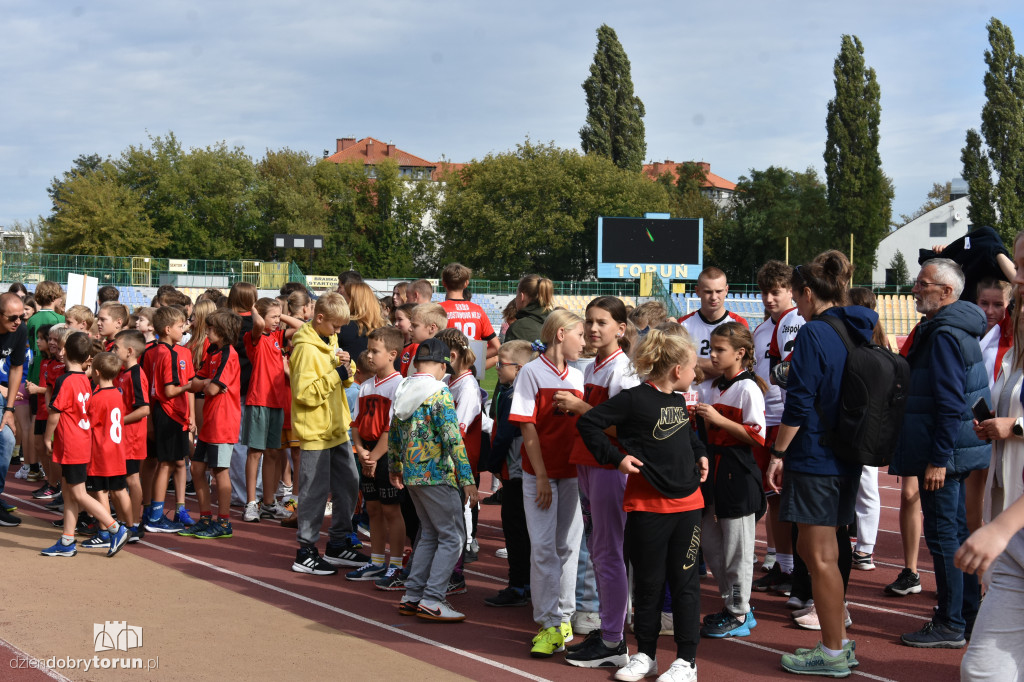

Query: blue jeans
left=918, top=471, right=980, bottom=631
left=0, top=393, right=16, bottom=496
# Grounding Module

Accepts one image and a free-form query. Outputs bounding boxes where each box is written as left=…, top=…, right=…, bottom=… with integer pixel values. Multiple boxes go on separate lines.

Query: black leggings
left=790, top=524, right=852, bottom=602
left=500, top=478, right=531, bottom=588
left=627, top=509, right=702, bottom=662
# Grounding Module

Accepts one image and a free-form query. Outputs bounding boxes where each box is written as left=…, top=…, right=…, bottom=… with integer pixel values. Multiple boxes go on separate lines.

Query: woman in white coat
left=977, top=347, right=1024, bottom=521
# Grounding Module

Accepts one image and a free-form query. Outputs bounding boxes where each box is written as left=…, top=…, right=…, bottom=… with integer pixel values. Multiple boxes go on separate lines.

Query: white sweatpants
left=523, top=473, right=583, bottom=630
left=855, top=466, right=880, bottom=554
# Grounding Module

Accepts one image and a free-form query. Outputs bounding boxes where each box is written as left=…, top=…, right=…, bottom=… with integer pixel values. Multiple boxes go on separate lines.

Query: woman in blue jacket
left=766, top=250, right=876, bottom=677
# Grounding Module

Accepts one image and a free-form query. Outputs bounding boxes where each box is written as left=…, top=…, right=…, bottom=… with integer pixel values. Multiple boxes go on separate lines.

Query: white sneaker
left=572, top=610, right=602, bottom=635
left=276, top=483, right=293, bottom=497
left=14, top=464, right=29, bottom=479
left=657, top=658, right=696, bottom=682
left=792, top=600, right=815, bottom=618
left=495, top=547, right=508, bottom=559
left=242, top=501, right=260, bottom=523
left=659, top=611, right=674, bottom=635
left=615, top=653, right=658, bottom=681
left=324, top=501, right=333, bottom=517
left=416, top=599, right=466, bottom=622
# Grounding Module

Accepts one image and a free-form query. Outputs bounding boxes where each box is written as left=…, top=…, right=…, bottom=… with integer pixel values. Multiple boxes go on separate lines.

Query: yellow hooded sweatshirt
left=289, top=322, right=354, bottom=451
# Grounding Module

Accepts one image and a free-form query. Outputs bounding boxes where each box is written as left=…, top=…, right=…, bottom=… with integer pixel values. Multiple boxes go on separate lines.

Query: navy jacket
left=894, top=300, right=990, bottom=476
left=781, top=306, right=876, bottom=476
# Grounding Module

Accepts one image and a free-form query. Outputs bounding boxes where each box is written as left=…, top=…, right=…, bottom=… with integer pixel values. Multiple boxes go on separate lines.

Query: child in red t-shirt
left=41, top=334, right=129, bottom=558
left=24, top=324, right=63, bottom=489
left=348, top=326, right=406, bottom=582
left=79, top=352, right=136, bottom=550
left=186, top=309, right=243, bottom=539
left=241, top=298, right=301, bottom=522
left=143, top=306, right=196, bottom=534
left=113, top=330, right=150, bottom=539
left=508, top=309, right=587, bottom=656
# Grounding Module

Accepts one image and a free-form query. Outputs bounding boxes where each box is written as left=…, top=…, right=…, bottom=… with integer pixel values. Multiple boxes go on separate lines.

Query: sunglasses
left=4, top=313, right=22, bottom=323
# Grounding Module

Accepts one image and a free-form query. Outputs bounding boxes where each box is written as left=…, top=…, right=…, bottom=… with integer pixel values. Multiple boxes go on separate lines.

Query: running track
left=1, top=472, right=965, bottom=681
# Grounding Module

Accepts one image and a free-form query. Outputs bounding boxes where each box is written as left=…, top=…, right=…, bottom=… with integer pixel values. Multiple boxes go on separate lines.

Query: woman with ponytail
left=505, top=274, right=555, bottom=343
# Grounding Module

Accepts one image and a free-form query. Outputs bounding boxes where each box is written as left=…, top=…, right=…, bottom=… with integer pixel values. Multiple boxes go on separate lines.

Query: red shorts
left=753, top=425, right=780, bottom=495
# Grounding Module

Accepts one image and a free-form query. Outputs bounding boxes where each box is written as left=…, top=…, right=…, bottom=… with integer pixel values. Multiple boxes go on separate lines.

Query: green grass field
left=482, top=365, right=498, bottom=397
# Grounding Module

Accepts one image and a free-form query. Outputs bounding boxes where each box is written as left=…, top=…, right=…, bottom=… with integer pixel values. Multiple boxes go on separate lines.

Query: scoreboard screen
left=597, top=216, right=702, bottom=279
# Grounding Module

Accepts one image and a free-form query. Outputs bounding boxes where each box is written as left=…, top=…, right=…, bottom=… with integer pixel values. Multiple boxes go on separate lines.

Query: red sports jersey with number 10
left=439, top=300, right=496, bottom=342
left=508, top=354, right=584, bottom=479
left=87, top=386, right=127, bottom=476
left=49, top=371, right=92, bottom=466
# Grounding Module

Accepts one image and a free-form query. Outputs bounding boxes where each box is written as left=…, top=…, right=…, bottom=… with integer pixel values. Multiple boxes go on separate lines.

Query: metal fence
left=0, top=252, right=307, bottom=291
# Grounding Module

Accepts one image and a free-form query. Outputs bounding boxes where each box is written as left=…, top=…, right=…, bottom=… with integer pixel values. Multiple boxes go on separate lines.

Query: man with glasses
left=894, top=259, right=989, bottom=648
left=0, top=293, right=29, bottom=526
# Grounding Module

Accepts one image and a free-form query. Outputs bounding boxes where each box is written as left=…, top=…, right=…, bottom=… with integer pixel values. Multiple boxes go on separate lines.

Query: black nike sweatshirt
left=578, top=382, right=707, bottom=499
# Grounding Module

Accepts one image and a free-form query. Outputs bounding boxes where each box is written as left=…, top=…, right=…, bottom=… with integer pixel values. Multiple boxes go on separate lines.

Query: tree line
left=17, top=20, right=1022, bottom=284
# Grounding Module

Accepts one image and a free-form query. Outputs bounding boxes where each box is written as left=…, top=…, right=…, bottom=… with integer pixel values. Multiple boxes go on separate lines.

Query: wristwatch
left=2, top=406, right=13, bottom=414
left=1013, top=418, right=1023, bottom=437
left=770, top=446, right=786, bottom=460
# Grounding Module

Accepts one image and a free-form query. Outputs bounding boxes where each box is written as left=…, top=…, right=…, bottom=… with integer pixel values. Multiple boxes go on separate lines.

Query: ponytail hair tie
left=531, top=340, right=547, bottom=353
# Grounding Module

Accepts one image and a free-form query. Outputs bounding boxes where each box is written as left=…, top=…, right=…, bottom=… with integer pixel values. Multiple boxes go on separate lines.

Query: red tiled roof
left=431, top=161, right=469, bottom=181
left=642, top=160, right=736, bottom=191
left=325, top=137, right=436, bottom=168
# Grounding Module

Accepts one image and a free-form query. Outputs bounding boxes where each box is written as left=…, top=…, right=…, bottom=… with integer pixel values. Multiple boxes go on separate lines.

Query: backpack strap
left=815, top=314, right=858, bottom=352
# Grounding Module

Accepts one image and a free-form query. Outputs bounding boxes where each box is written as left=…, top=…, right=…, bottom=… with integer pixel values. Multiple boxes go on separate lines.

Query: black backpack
left=815, top=315, right=910, bottom=467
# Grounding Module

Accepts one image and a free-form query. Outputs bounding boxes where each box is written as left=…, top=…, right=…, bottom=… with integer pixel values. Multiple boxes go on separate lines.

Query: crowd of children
left=1, top=258, right=1001, bottom=682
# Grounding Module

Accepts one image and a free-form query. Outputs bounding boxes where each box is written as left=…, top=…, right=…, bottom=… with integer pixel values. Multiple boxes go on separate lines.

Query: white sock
left=822, top=644, right=844, bottom=657
left=778, top=553, right=794, bottom=574
left=602, top=638, right=621, bottom=649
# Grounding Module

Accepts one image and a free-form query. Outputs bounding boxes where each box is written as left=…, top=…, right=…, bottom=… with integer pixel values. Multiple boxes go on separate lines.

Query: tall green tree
left=579, top=24, right=647, bottom=173
left=434, top=140, right=669, bottom=280
left=888, top=251, right=911, bottom=287
left=962, top=18, right=1024, bottom=243
left=961, top=128, right=998, bottom=228
left=42, top=162, right=169, bottom=256
left=714, top=167, right=831, bottom=282
left=823, top=35, right=893, bottom=281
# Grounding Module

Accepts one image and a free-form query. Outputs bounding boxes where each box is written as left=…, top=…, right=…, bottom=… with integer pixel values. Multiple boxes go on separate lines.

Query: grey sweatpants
left=404, top=484, right=466, bottom=604
left=296, top=442, right=358, bottom=547
left=961, top=530, right=1024, bottom=681
left=523, top=473, right=583, bottom=629
left=701, top=504, right=755, bottom=617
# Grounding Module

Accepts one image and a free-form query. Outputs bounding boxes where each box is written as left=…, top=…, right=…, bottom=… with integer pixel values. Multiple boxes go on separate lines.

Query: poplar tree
left=823, top=35, right=892, bottom=281
left=961, top=18, right=1024, bottom=242
left=580, top=24, right=647, bottom=173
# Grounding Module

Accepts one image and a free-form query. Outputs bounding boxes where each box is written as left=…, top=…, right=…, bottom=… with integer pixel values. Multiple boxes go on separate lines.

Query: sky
left=2, top=1, right=1023, bottom=234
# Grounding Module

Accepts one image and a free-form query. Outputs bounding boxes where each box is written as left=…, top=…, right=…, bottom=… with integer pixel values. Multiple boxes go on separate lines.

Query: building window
left=930, top=222, right=947, bottom=238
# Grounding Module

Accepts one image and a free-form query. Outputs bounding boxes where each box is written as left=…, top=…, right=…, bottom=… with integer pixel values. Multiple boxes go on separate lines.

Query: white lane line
left=0, top=637, right=74, bottom=682
left=140, top=542, right=553, bottom=682
left=872, top=559, right=934, bottom=575
left=724, top=638, right=897, bottom=682
left=847, top=601, right=931, bottom=622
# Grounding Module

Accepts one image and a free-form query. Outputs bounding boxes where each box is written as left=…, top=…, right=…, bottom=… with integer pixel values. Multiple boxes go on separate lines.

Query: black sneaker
left=291, top=546, right=338, bottom=575
left=374, top=566, right=406, bottom=591
left=484, top=587, right=529, bottom=607
left=885, top=568, right=922, bottom=596
left=447, top=574, right=467, bottom=595
left=565, top=633, right=628, bottom=668
left=32, top=481, right=51, bottom=495
left=481, top=489, right=503, bottom=505
left=33, top=484, right=60, bottom=500
left=565, top=629, right=602, bottom=654
left=0, top=508, right=22, bottom=527
left=901, top=620, right=966, bottom=648
left=753, top=563, right=787, bottom=592
left=45, top=494, right=64, bottom=511
left=323, top=541, right=371, bottom=568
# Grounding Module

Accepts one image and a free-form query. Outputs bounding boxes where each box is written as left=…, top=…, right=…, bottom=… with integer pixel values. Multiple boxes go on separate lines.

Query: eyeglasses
left=4, top=314, right=21, bottom=323
left=913, top=280, right=945, bottom=289
left=497, top=361, right=521, bottom=369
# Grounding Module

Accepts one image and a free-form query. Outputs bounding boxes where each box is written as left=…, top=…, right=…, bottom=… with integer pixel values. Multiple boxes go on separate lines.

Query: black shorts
left=29, top=398, right=37, bottom=417
left=359, top=441, right=401, bottom=505
left=780, top=470, right=858, bottom=527
left=152, top=404, right=189, bottom=463
left=87, top=475, right=127, bottom=492
left=125, top=459, right=141, bottom=475
left=34, top=419, right=45, bottom=435
left=63, top=463, right=88, bottom=485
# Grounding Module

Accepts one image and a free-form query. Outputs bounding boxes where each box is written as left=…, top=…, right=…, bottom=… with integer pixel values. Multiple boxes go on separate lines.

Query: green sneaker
left=795, top=640, right=858, bottom=668
left=781, top=642, right=851, bottom=678
left=530, top=626, right=565, bottom=658
left=560, top=620, right=573, bottom=644
left=195, top=520, right=233, bottom=539
left=178, top=516, right=212, bottom=537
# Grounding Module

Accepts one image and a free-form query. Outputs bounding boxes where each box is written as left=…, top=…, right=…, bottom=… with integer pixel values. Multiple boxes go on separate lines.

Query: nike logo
left=653, top=406, right=689, bottom=440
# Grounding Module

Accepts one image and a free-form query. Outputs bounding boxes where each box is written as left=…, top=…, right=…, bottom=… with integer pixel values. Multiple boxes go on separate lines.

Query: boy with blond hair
left=97, top=302, right=129, bottom=351
left=290, top=292, right=369, bottom=574
left=400, top=303, right=447, bottom=377
left=64, top=305, right=95, bottom=333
